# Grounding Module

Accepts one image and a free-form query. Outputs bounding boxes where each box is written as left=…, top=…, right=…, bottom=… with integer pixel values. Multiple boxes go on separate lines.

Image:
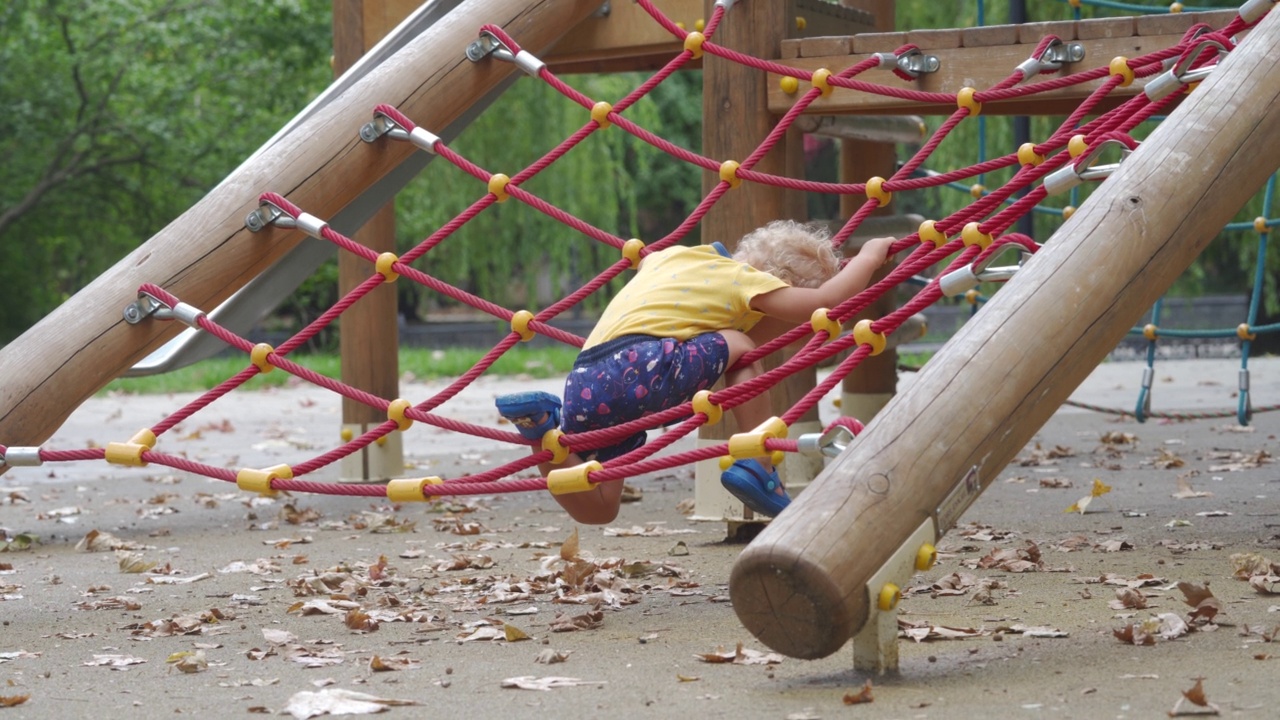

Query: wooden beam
left=545, top=0, right=875, bottom=75
left=768, top=10, right=1237, bottom=116
left=0, top=0, right=604, bottom=453
left=730, top=6, right=1280, bottom=660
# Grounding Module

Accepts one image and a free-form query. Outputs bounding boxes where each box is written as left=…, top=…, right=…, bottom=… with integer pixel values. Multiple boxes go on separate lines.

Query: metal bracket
left=796, top=422, right=857, bottom=459
left=591, top=1, right=611, bottom=18
left=244, top=198, right=295, bottom=233
left=359, top=111, right=410, bottom=144
left=1043, top=139, right=1133, bottom=195
left=1146, top=37, right=1228, bottom=101
left=939, top=243, right=1034, bottom=297
left=465, top=31, right=506, bottom=63
left=1016, top=38, right=1085, bottom=81
left=465, top=30, right=545, bottom=76
left=894, top=47, right=940, bottom=78
left=123, top=291, right=173, bottom=325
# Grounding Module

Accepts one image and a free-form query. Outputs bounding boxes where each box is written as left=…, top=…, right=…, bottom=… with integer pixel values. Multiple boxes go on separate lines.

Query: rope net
left=3, top=1, right=1274, bottom=499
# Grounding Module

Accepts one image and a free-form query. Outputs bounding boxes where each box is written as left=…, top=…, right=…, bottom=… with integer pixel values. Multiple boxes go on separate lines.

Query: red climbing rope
left=8, top=2, right=1271, bottom=502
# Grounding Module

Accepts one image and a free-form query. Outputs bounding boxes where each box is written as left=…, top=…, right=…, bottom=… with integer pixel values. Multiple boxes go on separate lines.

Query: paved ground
left=1, top=357, right=1278, bottom=719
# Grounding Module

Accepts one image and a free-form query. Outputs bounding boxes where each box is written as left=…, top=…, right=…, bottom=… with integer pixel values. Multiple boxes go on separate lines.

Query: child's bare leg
left=534, top=452, right=624, bottom=525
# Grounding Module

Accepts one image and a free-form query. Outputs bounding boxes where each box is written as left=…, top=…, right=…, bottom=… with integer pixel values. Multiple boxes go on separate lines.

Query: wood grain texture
left=730, top=7, right=1280, bottom=660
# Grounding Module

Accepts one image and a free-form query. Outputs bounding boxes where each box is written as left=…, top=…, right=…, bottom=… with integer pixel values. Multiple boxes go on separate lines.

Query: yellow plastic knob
left=916, top=543, right=937, bottom=571
left=780, top=76, right=799, bottom=94
left=375, top=252, right=400, bottom=282
left=865, top=176, right=891, bottom=206
left=488, top=173, right=511, bottom=202
left=918, top=220, right=948, bottom=248
left=692, top=390, right=723, bottom=425
left=510, top=309, right=536, bottom=342
left=811, top=68, right=833, bottom=97
left=878, top=583, right=901, bottom=611
left=1109, top=57, right=1134, bottom=87
left=956, top=87, right=982, bottom=116
left=684, top=31, right=705, bottom=59
left=961, top=222, right=992, bottom=249
left=719, top=160, right=742, bottom=189
left=623, top=238, right=646, bottom=268
left=250, top=343, right=275, bottom=374
left=590, top=101, right=612, bottom=130
left=1017, top=143, right=1044, bottom=167
left=852, top=319, right=886, bottom=356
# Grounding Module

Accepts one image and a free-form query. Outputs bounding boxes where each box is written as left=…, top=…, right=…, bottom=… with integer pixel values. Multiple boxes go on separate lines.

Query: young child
left=496, top=220, right=895, bottom=524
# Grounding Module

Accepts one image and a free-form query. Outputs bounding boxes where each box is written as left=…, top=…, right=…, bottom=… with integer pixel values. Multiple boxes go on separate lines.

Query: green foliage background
left=0, top=0, right=1271, bottom=351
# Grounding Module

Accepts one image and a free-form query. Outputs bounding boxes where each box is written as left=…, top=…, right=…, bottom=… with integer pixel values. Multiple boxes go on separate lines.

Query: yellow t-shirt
left=583, top=245, right=790, bottom=349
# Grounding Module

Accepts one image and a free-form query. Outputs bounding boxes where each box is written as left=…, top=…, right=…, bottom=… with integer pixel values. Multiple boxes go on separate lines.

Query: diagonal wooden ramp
left=730, top=6, right=1280, bottom=661
left=0, top=0, right=602, bottom=452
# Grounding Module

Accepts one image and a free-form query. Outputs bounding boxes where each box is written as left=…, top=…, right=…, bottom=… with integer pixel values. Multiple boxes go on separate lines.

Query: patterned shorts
left=562, top=333, right=730, bottom=462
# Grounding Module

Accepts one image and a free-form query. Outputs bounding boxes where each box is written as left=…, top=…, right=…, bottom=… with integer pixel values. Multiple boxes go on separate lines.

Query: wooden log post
left=0, top=0, right=603, bottom=459
left=730, top=7, right=1280, bottom=660
left=693, top=0, right=807, bottom=526
left=332, top=0, right=419, bottom=482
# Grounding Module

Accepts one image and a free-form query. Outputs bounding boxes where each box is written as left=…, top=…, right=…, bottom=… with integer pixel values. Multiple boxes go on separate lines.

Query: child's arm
left=751, top=236, right=896, bottom=323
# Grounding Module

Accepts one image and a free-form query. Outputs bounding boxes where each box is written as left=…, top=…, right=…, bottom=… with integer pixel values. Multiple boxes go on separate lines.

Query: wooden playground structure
left=3, top=0, right=1279, bottom=673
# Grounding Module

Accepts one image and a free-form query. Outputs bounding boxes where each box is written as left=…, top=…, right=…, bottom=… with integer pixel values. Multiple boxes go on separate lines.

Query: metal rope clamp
left=1043, top=138, right=1132, bottom=196
left=244, top=197, right=328, bottom=240
left=465, top=30, right=545, bottom=76
left=796, top=422, right=856, bottom=459
left=874, top=47, right=940, bottom=79
left=1015, top=37, right=1085, bottom=83
left=939, top=243, right=1034, bottom=297
left=1144, top=38, right=1228, bottom=101
left=359, top=109, right=440, bottom=153
left=123, top=290, right=206, bottom=328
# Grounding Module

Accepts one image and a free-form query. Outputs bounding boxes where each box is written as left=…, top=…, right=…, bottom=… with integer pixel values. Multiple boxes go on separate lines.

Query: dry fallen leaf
left=1169, top=677, right=1219, bottom=717
left=0, top=694, right=30, bottom=708
left=842, top=679, right=874, bottom=705
left=500, top=676, right=607, bottom=691
left=560, top=527, right=580, bottom=562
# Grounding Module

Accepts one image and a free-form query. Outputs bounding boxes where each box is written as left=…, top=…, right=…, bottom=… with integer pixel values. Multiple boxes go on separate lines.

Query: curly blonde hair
left=731, top=219, right=840, bottom=289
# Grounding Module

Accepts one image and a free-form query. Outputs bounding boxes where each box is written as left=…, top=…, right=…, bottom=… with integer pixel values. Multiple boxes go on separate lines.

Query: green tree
left=0, top=0, right=331, bottom=343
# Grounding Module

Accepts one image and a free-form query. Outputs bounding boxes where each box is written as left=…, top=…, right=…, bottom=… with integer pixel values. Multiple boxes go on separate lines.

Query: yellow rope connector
left=810, top=307, right=842, bottom=341
left=878, top=582, right=901, bottom=611
left=375, top=252, right=400, bottom=283
left=961, top=222, right=993, bottom=249
left=684, top=31, right=705, bottom=59
left=340, top=427, right=353, bottom=442
left=387, top=398, right=413, bottom=432
left=727, top=417, right=789, bottom=460
left=386, top=476, right=444, bottom=503
left=541, top=428, right=571, bottom=464
left=916, top=543, right=938, bottom=571
left=1255, top=216, right=1270, bottom=233
left=235, top=463, right=293, bottom=497
left=1068, top=0, right=1081, bottom=6
left=956, top=87, right=982, bottom=116
left=1238, top=323, right=1257, bottom=341
left=969, top=183, right=986, bottom=199
left=692, top=390, right=723, bottom=425
left=779, top=75, right=799, bottom=94
left=105, top=428, right=157, bottom=467
left=590, top=101, right=612, bottom=130
left=375, top=435, right=388, bottom=446
left=1169, top=2, right=1183, bottom=12
left=965, top=288, right=980, bottom=305
left=1067, top=134, right=1089, bottom=158
left=918, top=220, right=948, bottom=248
left=852, top=318, right=887, bottom=356
left=795, top=16, right=806, bottom=31
left=622, top=238, right=646, bottom=268
left=488, top=173, right=511, bottom=202
left=865, top=176, right=891, bottom=206
left=1017, top=142, right=1045, bottom=167
left=719, top=160, right=742, bottom=189
left=510, top=309, right=536, bottom=342
left=1143, top=323, right=1159, bottom=341
left=547, top=460, right=602, bottom=495
left=811, top=68, right=833, bottom=97
left=1109, top=57, right=1134, bottom=87
left=695, top=18, right=705, bottom=32
left=251, top=343, right=275, bottom=373
left=1062, top=205, right=1076, bottom=221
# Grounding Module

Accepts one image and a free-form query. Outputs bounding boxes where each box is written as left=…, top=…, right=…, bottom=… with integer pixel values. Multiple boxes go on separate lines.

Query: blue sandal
left=495, top=391, right=562, bottom=441
left=720, top=459, right=790, bottom=517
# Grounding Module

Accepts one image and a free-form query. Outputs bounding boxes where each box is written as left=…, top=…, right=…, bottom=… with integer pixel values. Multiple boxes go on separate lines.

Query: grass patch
left=101, top=345, right=582, bottom=396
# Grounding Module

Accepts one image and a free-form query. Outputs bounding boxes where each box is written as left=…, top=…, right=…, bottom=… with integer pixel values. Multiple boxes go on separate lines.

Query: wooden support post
left=839, top=139, right=900, bottom=424
left=332, top=0, right=417, bottom=482
left=0, top=0, right=604, bottom=455
left=693, top=0, right=805, bottom=527
left=730, top=7, right=1280, bottom=661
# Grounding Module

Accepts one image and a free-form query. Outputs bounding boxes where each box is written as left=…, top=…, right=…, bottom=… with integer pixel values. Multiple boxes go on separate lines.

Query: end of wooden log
left=730, top=540, right=866, bottom=659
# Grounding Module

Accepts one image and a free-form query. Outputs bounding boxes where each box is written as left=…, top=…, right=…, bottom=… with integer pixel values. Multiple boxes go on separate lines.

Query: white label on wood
left=935, top=465, right=981, bottom=532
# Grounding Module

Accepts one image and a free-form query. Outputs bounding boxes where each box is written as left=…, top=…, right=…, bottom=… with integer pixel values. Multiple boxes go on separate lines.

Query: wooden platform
left=770, top=9, right=1238, bottom=115
left=545, top=0, right=876, bottom=74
